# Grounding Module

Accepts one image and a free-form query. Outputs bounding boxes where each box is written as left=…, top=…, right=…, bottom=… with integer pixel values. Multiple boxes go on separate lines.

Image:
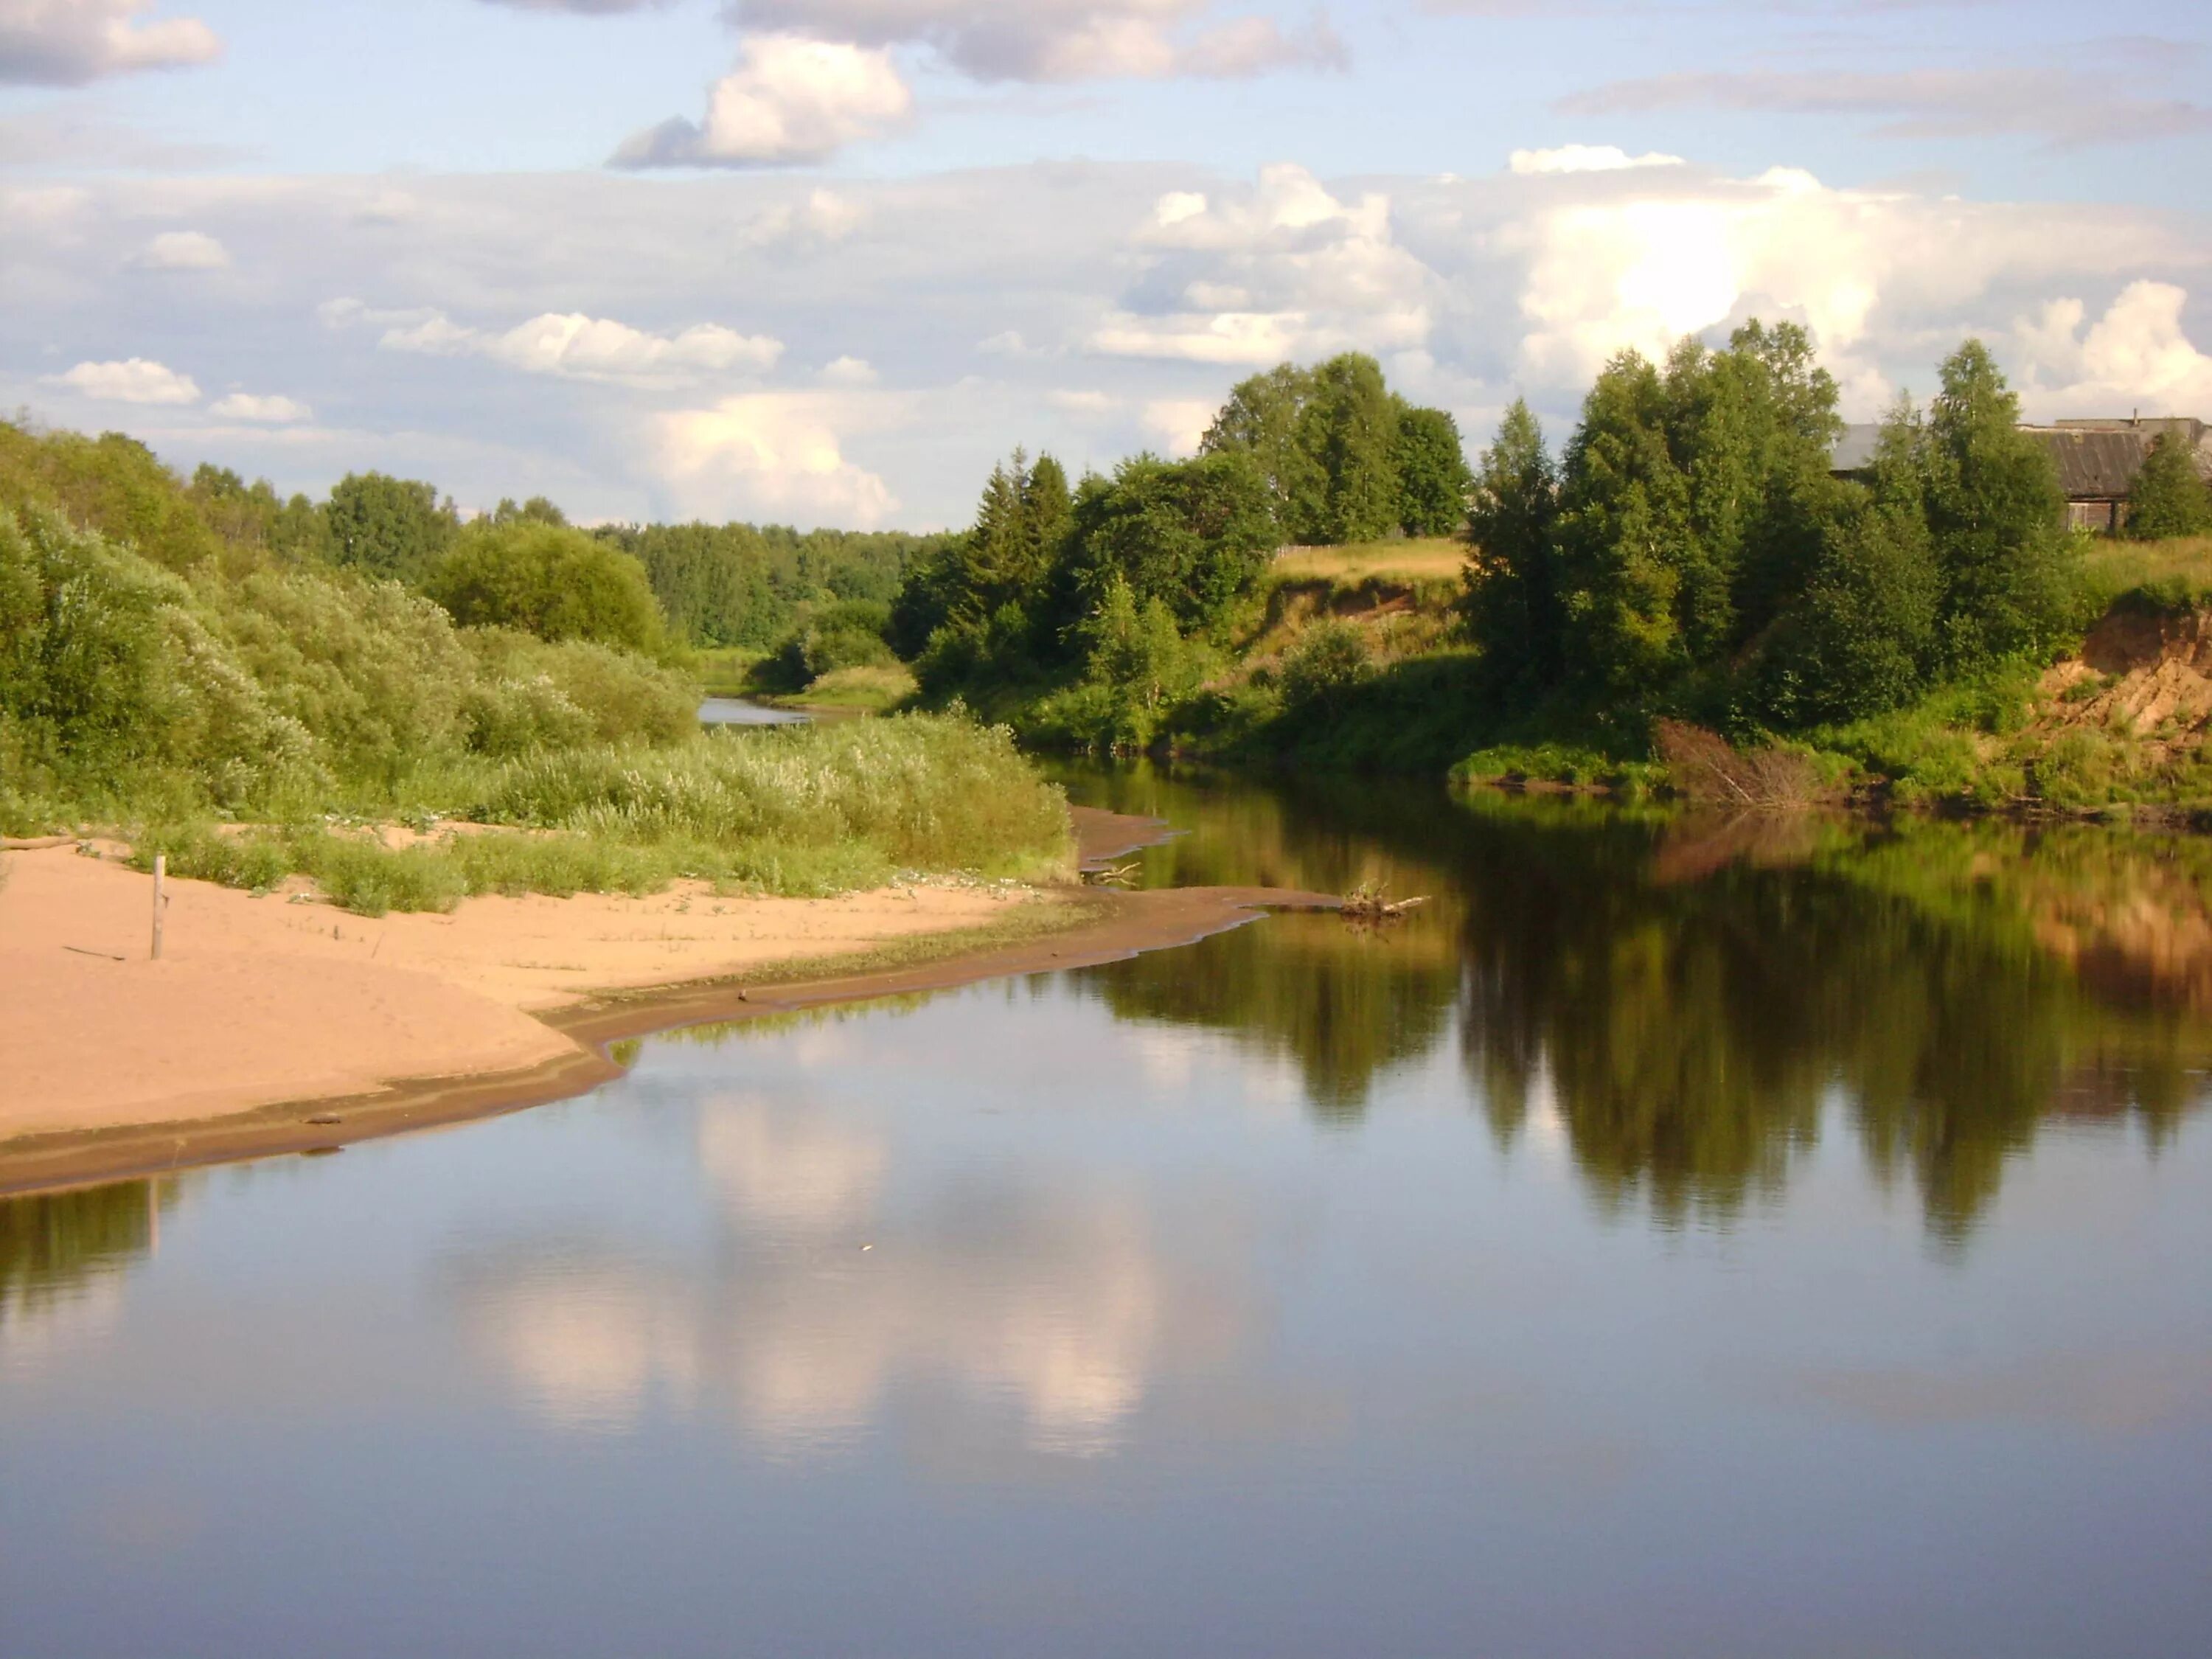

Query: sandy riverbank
left=0, top=808, right=1336, bottom=1194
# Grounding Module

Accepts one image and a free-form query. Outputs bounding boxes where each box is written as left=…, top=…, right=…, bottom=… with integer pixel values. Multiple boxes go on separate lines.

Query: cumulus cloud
left=352, top=305, right=784, bottom=384
left=129, top=229, right=229, bottom=270
left=44, top=357, right=200, bottom=404
left=742, top=187, right=866, bottom=248
left=614, top=34, right=912, bottom=167
left=15, top=159, right=2209, bottom=527
left=208, top=392, right=313, bottom=423
left=1090, top=163, right=1432, bottom=365
left=1509, top=144, right=1685, bottom=175
left=2013, top=282, right=2212, bottom=418
left=1559, top=67, right=2212, bottom=150
left=723, top=0, right=1346, bottom=83
left=0, top=0, right=219, bottom=86
left=653, top=391, right=902, bottom=526
left=1143, top=397, right=1214, bottom=455
left=818, top=354, right=879, bottom=386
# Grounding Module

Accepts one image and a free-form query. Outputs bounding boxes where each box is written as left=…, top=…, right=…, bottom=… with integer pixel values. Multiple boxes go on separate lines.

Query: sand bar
left=0, top=807, right=1333, bottom=1194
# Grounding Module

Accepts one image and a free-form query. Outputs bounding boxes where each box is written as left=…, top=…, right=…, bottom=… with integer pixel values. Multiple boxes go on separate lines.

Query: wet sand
left=0, top=808, right=1335, bottom=1195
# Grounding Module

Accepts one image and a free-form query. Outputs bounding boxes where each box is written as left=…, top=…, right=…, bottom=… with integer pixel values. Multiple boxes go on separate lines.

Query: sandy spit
left=0, top=808, right=1332, bottom=1194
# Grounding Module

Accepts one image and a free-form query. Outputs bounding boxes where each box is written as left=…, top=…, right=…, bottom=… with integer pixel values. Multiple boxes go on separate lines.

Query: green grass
left=773, top=664, right=917, bottom=712
left=689, top=645, right=767, bottom=698
left=2072, top=535, right=2212, bottom=616
left=123, top=714, right=1074, bottom=915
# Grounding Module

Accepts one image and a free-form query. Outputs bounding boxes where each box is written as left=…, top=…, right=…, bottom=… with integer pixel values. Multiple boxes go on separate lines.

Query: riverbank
left=0, top=807, right=1338, bottom=1195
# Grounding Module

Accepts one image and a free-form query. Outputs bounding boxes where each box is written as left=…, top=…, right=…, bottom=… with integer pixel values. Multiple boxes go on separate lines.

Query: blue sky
left=4, top=0, right=2209, bottom=526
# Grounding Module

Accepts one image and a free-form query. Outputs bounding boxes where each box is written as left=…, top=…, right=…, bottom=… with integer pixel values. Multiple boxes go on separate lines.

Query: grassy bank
left=1, top=426, right=1071, bottom=914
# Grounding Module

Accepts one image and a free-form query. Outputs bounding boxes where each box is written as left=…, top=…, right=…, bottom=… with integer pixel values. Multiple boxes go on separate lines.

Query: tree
left=1066, top=451, right=1279, bottom=638
left=1202, top=363, right=1326, bottom=540
left=1666, top=320, right=1843, bottom=653
left=1461, top=400, right=1562, bottom=691
left=1301, top=353, right=1401, bottom=543
left=325, top=472, right=456, bottom=582
left=489, top=495, right=568, bottom=527
left=1551, top=351, right=1695, bottom=694
left=425, top=523, right=665, bottom=653
left=2127, top=431, right=2212, bottom=540
left=1919, top=341, right=2069, bottom=665
left=1393, top=405, right=1472, bottom=537
left=1756, top=494, right=1938, bottom=724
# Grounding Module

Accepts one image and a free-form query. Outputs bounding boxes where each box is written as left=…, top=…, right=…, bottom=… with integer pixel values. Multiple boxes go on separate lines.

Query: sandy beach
left=0, top=808, right=1334, bottom=1194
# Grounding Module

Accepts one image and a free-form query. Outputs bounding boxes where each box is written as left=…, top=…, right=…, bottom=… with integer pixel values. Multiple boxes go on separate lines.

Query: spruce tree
left=2127, top=431, right=2212, bottom=540
left=1462, top=400, right=1561, bottom=691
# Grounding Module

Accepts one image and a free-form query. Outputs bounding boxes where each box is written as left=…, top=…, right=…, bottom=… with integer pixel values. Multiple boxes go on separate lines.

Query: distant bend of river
left=4, top=764, right=2209, bottom=1658
left=697, top=695, right=808, bottom=726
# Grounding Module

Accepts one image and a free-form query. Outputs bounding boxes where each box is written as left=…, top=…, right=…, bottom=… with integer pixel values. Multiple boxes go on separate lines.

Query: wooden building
left=1831, top=415, right=2211, bottom=534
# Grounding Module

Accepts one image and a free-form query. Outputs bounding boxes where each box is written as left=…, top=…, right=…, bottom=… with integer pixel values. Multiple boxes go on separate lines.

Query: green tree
left=325, top=471, right=456, bottom=582
left=425, top=522, right=665, bottom=653
left=1074, top=572, right=1208, bottom=748
left=1202, top=363, right=1326, bottom=540
left=1666, top=320, right=1843, bottom=653
left=489, top=495, right=568, bottom=527
left=1758, top=494, right=1938, bottom=724
left=1551, top=350, right=1694, bottom=694
left=1393, top=405, right=1472, bottom=537
left=1066, top=451, right=1279, bottom=638
left=2127, top=431, right=2212, bottom=540
left=1461, top=400, right=1562, bottom=691
left=1301, top=352, right=1401, bottom=543
left=1919, top=341, right=2069, bottom=666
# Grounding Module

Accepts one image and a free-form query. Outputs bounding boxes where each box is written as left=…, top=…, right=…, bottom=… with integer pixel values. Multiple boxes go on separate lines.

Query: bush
left=765, top=598, right=897, bottom=689
left=425, top=522, right=667, bottom=653
left=1278, top=619, right=1375, bottom=709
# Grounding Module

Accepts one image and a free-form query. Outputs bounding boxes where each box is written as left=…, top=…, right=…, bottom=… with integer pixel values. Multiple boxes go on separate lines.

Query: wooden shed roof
left=2023, top=428, right=2152, bottom=501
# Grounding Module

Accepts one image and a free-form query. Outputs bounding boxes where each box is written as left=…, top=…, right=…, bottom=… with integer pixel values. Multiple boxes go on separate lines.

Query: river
left=4, top=767, right=2209, bottom=1656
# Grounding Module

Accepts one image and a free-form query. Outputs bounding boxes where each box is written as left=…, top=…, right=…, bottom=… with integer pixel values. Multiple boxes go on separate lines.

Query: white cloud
left=653, top=391, right=902, bottom=526
left=1091, top=163, right=1432, bottom=365
left=2013, top=282, right=2212, bottom=417
left=130, top=229, right=229, bottom=270
left=725, top=0, right=1346, bottom=84
left=1509, top=144, right=1686, bottom=175
left=14, top=159, right=2208, bottom=528
left=362, top=307, right=783, bottom=384
left=1143, top=397, right=1214, bottom=455
left=0, top=0, right=219, bottom=86
left=209, top=391, right=313, bottom=423
left=44, top=357, right=200, bottom=404
left=818, top=354, right=878, bottom=386
left=1048, top=388, right=1118, bottom=417
left=742, top=187, right=866, bottom=247
left=614, top=34, right=912, bottom=167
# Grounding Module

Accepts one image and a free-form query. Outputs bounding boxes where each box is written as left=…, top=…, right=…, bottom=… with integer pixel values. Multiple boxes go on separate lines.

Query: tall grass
left=125, top=716, right=1071, bottom=914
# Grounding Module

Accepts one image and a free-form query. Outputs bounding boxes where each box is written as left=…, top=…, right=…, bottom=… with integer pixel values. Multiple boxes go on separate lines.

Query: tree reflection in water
left=1063, top=765, right=2212, bottom=1242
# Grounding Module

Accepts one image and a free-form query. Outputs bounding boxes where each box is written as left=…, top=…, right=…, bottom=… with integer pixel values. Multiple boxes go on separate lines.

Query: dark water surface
left=6, top=769, right=2211, bottom=1657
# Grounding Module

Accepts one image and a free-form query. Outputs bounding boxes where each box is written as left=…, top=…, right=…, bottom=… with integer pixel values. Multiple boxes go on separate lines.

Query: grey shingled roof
left=2023, top=428, right=2152, bottom=501
left=1830, top=419, right=2207, bottom=500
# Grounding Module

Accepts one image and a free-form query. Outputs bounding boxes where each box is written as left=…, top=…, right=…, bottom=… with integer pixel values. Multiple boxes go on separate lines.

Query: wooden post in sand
left=151, top=853, right=166, bottom=961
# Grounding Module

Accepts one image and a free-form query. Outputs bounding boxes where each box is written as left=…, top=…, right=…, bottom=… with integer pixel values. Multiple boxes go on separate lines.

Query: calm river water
left=4, top=768, right=2211, bottom=1656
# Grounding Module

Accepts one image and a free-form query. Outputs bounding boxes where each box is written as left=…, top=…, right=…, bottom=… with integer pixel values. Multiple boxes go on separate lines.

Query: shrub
left=425, top=522, right=667, bottom=653
left=1279, top=619, right=1375, bottom=709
